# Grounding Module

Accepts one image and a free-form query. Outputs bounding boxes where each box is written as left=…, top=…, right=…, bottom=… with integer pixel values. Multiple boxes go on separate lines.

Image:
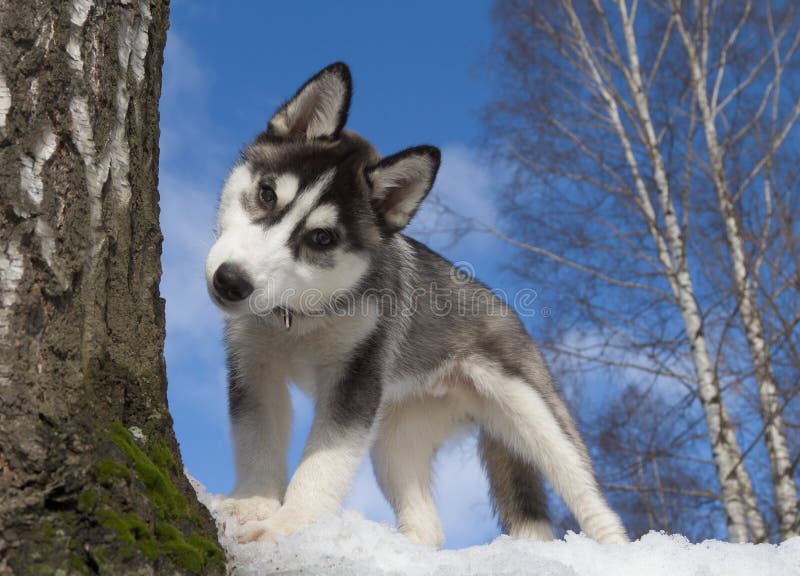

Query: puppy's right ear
left=267, top=62, right=352, bottom=141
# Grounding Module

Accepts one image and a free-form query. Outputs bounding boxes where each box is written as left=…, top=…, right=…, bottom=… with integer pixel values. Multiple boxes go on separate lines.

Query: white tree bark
left=559, top=0, right=765, bottom=542
left=671, top=0, right=799, bottom=540
left=487, top=0, right=800, bottom=542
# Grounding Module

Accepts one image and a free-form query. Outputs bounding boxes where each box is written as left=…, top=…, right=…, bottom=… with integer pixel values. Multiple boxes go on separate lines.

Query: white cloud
left=410, top=143, right=499, bottom=237
left=430, top=144, right=498, bottom=225
left=159, top=28, right=237, bottom=344
left=174, top=366, right=230, bottom=433
left=160, top=30, right=232, bottom=168
left=162, top=30, right=207, bottom=101
left=160, top=172, right=220, bottom=340
left=553, top=326, right=694, bottom=403
left=408, top=144, right=511, bottom=286
left=160, top=28, right=237, bottom=495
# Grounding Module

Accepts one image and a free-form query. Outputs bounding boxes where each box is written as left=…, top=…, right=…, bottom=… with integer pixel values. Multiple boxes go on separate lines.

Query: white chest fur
left=227, top=304, right=379, bottom=398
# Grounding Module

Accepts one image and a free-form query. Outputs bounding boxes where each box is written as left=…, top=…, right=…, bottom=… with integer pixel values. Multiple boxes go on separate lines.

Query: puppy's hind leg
left=371, top=397, right=458, bottom=548
left=470, top=361, right=628, bottom=544
left=479, top=430, right=554, bottom=541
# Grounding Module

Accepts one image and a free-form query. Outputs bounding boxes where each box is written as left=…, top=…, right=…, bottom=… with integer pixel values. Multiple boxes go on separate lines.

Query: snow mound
left=188, top=476, right=800, bottom=576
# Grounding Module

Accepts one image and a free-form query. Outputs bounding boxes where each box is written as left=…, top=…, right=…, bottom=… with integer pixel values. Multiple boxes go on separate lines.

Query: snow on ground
left=188, top=476, right=800, bottom=576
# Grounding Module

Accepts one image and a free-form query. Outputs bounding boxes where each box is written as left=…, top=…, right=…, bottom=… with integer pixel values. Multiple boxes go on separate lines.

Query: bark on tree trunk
left=0, top=1, right=225, bottom=574
left=561, top=0, right=765, bottom=542
left=671, top=3, right=799, bottom=538
left=615, top=5, right=768, bottom=539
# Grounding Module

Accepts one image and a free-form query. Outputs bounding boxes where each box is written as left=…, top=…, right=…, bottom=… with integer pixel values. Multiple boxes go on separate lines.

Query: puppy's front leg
left=218, top=345, right=291, bottom=524
left=237, top=366, right=381, bottom=543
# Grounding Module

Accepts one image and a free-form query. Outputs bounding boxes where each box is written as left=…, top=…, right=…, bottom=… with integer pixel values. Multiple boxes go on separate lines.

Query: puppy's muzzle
left=213, top=262, right=254, bottom=302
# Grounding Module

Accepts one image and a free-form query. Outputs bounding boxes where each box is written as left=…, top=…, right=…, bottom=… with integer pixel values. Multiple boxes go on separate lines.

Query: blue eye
left=259, top=184, right=277, bottom=208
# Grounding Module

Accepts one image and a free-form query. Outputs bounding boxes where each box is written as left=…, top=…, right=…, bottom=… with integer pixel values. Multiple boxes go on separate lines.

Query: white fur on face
left=304, top=204, right=339, bottom=230
left=274, top=173, right=301, bottom=209
left=206, top=164, right=370, bottom=315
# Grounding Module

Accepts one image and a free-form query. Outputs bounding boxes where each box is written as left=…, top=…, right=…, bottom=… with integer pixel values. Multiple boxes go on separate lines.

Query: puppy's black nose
left=213, top=263, right=253, bottom=302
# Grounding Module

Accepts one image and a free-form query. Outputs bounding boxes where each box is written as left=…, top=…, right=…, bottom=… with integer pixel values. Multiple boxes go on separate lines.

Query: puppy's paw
left=235, top=507, right=311, bottom=544
left=584, top=512, right=630, bottom=544
left=399, top=519, right=445, bottom=548
left=235, top=519, right=277, bottom=544
left=508, top=519, right=555, bottom=541
left=216, top=495, right=281, bottom=525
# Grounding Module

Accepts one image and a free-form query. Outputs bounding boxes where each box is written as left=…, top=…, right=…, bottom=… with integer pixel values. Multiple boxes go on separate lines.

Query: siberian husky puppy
left=205, top=63, right=628, bottom=546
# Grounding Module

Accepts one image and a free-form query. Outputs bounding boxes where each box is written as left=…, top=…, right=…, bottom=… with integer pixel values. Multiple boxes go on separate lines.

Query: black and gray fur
left=205, top=62, right=628, bottom=546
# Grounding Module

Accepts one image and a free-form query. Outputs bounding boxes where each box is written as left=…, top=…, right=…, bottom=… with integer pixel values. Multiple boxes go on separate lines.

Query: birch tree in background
left=668, top=0, right=799, bottom=539
left=486, top=0, right=799, bottom=542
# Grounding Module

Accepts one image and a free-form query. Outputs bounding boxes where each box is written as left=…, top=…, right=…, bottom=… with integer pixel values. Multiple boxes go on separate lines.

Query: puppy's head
left=206, top=63, right=440, bottom=321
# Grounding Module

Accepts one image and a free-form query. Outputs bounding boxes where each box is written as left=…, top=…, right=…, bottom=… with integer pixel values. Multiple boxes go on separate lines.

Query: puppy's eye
left=309, top=229, right=335, bottom=249
left=259, top=184, right=277, bottom=208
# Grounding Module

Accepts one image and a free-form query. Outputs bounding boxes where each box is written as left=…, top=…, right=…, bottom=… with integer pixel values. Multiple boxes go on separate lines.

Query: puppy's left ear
left=268, top=62, right=352, bottom=140
left=366, top=146, right=441, bottom=233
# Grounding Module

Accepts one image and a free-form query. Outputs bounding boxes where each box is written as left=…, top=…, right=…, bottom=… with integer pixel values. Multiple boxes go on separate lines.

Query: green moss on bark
left=95, top=459, right=132, bottom=485
left=0, top=1, right=226, bottom=572
left=95, top=509, right=158, bottom=560
left=110, top=421, right=189, bottom=519
left=86, top=422, right=225, bottom=574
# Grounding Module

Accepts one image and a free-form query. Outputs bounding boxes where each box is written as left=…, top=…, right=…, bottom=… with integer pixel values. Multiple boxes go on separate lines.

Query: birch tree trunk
left=485, top=0, right=788, bottom=542
left=576, top=0, right=761, bottom=542
left=516, top=0, right=766, bottom=542
left=670, top=0, right=799, bottom=539
left=0, top=1, right=224, bottom=573
left=602, top=0, right=766, bottom=541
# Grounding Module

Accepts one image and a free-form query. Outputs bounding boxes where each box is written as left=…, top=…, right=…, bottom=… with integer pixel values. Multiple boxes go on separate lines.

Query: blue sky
left=159, top=0, right=551, bottom=549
